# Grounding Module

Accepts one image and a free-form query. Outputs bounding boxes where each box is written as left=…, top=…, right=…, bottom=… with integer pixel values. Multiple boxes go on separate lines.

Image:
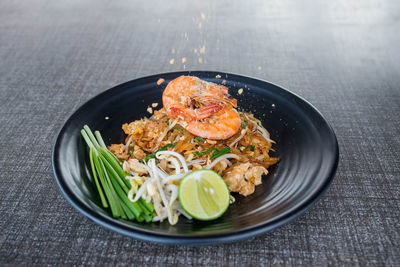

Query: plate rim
left=51, top=70, right=339, bottom=245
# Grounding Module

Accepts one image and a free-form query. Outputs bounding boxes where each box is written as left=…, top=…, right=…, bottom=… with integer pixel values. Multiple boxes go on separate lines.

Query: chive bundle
left=81, top=125, right=154, bottom=222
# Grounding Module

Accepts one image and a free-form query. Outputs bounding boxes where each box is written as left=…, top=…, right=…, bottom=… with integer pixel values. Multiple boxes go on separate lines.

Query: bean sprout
left=163, top=173, right=187, bottom=183
left=156, top=151, right=189, bottom=173
left=125, top=135, right=133, bottom=152
left=167, top=157, right=181, bottom=175
left=132, top=178, right=152, bottom=202
left=149, top=159, right=173, bottom=224
left=206, top=154, right=240, bottom=169
left=229, top=127, right=248, bottom=147
left=187, top=159, right=207, bottom=166
left=257, top=124, right=274, bottom=144
left=154, top=119, right=178, bottom=150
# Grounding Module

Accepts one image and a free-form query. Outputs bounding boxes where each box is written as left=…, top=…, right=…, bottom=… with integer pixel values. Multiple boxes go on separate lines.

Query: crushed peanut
left=152, top=103, right=158, bottom=108
left=272, top=104, right=275, bottom=107
left=169, top=59, right=175, bottom=64
left=147, top=107, right=153, bottom=114
left=215, top=74, right=221, bottom=79
left=222, top=80, right=226, bottom=85
left=156, top=78, right=165, bottom=85
left=198, top=57, right=203, bottom=63
left=105, top=116, right=109, bottom=120
left=200, top=46, right=205, bottom=54
left=238, top=88, right=244, bottom=95
left=182, top=57, right=187, bottom=64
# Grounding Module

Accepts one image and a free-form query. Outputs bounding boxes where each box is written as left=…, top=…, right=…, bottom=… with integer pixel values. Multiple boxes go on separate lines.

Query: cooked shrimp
left=162, top=76, right=241, bottom=140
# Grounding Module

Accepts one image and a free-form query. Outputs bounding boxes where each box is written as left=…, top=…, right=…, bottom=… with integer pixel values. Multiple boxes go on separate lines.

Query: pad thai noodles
left=107, top=76, right=279, bottom=225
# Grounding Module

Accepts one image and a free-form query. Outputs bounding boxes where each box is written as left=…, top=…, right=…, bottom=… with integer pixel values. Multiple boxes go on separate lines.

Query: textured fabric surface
left=1, top=0, right=399, bottom=265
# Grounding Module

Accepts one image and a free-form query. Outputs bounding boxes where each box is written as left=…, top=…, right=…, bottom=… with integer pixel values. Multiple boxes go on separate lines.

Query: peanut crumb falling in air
left=198, top=57, right=203, bottom=63
left=216, top=74, right=221, bottom=78
left=152, top=103, right=158, bottom=108
left=147, top=107, right=153, bottom=114
left=238, top=88, right=244, bottom=95
left=222, top=80, right=226, bottom=85
left=157, top=78, right=165, bottom=85
left=182, top=57, right=187, bottom=64
left=169, top=59, right=175, bottom=64
left=105, top=116, right=109, bottom=120
left=272, top=104, right=275, bottom=107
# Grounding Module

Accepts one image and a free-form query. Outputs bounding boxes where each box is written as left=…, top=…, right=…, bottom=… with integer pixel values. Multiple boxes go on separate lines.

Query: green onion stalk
left=81, top=125, right=154, bottom=222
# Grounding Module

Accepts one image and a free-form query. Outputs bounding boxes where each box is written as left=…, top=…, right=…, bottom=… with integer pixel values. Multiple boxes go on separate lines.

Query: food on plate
left=82, top=76, right=279, bottom=225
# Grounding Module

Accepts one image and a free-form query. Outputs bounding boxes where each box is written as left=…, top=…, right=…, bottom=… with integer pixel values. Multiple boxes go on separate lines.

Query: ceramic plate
left=52, top=71, right=339, bottom=245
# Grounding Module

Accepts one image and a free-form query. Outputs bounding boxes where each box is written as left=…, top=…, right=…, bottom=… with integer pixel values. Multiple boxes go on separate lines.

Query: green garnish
left=210, top=147, right=232, bottom=159
left=194, top=136, right=206, bottom=143
left=128, top=150, right=133, bottom=156
left=141, top=143, right=176, bottom=162
left=194, top=147, right=216, bottom=156
left=249, top=144, right=256, bottom=151
left=241, top=121, right=247, bottom=128
left=81, top=125, right=152, bottom=222
left=166, top=118, right=170, bottom=125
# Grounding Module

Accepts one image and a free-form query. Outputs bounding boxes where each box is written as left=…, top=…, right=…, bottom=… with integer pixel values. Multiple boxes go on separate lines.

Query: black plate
left=52, top=71, right=339, bottom=245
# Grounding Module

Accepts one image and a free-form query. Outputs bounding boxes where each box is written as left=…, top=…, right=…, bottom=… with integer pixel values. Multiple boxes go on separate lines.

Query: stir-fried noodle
left=110, top=108, right=278, bottom=224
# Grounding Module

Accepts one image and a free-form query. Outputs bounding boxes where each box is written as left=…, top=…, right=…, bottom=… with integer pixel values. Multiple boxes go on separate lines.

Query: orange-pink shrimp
left=162, top=76, right=241, bottom=140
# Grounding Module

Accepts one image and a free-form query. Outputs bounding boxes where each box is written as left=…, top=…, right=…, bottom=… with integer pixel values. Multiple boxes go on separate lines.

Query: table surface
left=1, top=0, right=399, bottom=265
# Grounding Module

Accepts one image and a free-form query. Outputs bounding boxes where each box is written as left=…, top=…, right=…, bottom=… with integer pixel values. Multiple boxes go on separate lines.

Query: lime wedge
left=179, top=169, right=230, bottom=221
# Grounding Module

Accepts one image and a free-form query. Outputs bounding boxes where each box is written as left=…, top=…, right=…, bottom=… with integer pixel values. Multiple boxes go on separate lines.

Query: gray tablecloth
left=1, top=0, right=399, bottom=265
